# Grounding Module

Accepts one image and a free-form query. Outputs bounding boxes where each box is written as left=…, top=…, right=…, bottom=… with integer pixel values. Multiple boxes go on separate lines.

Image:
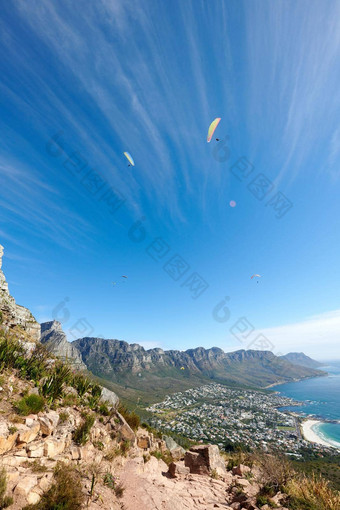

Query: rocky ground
left=0, top=370, right=290, bottom=510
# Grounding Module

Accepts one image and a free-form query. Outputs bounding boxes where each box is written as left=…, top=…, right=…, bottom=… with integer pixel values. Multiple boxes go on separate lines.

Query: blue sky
left=1, top=0, right=340, bottom=359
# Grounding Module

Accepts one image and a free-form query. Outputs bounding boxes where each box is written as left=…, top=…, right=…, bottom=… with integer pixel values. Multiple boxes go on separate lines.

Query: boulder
left=44, top=438, right=65, bottom=458
left=163, top=435, right=185, bottom=459
left=185, top=444, right=226, bottom=476
left=170, top=446, right=185, bottom=461
left=25, top=417, right=37, bottom=427
left=168, top=461, right=190, bottom=478
left=101, top=387, right=119, bottom=408
left=39, top=473, right=53, bottom=491
left=14, top=475, right=38, bottom=496
left=27, top=441, right=45, bottom=458
left=70, top=446, right=81, bottom=460
left=6, top=470, right=20, bottom=488
left=79, top=443, right=96, bottom=461
left=27, top=491, right=41, bottom=505
left=0, top=431, right=18, bottom=455
left=38, top=411, right=60, bottom=436
left=236, top=479, right=260, bottom=498
left=17, top=423, right=40, bottom=444
left=184, top=451, right=209, bottom=475
left=232, top=464, right=251, bottom=476
left=137, top=436, right=151, bottom=450
left=229, top=504, right=241, bottom=510
left=116, top=412, right=135, bottom=443
left=163, top=435, right=179, bottom=451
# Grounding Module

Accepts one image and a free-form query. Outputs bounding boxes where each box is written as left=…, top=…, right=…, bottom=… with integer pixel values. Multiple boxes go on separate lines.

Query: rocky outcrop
left=40, top=320, right=86, bottom=369
left=0, top=244, right=40, bottom=342
left=0, top=372, right=136, bottom=509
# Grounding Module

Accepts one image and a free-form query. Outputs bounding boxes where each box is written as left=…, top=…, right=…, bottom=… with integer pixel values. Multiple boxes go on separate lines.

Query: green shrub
left=93, top=441, right=104, bottom=451
left=62, top=393, right=78, bottom=407
left=59, top=411, right=69, bottom=424
left=103, top=472, right=115, bottom=489
left=22, top=460, right=47, bottom=473
left=90, top=383, right=102, bottom=399
left=118, top=404, right=140, bottom=431
left=17, top=394, right=45, bottom=415
left=104, top=447, right=121, bottom=461
left=99, top=402, right=110, bottom=416
left=73, top=414, right=95, bottom=445
left=23, top=462, right=84, bottom=510
left=0, top=336, right=25, bottom=372
left=86, top=396, right=99, bottom=410
left=102, top=472, right=124, bottom=498
left=21, top=344, right=49, bottom=382
left=39, top=362, right=72, bottom=403
left=150, top=450, right=173, bottom=466
left=256, top=494, right=276, bottom=507
left=72, top=374, right=91, bottom=397
left=120, top=440, right=130, bottom=456
left=0, top=311, right=3, bottom=324
left=0, top=466, right=12, bottom=509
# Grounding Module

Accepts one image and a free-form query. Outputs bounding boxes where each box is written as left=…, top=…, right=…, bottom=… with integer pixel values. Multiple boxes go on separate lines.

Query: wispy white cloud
left=244, top=1, right=340, bottom=185
left=4, top=0, right=229, bottom=227
left=0, top=158, right=93, bottom=250
left=252, top=309, right=340, bottom=360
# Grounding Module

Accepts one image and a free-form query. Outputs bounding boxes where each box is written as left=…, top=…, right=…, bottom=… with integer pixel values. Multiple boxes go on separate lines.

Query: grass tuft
left=17, top=394, right=45, bottom=415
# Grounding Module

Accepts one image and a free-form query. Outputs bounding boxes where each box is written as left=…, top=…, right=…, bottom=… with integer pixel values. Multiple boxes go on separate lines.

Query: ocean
left=274, top=362, right=340, bottom=447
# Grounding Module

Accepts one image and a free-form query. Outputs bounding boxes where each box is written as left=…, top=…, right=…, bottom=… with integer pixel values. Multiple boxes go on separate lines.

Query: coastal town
left=147, top=383, right=336, bottom=456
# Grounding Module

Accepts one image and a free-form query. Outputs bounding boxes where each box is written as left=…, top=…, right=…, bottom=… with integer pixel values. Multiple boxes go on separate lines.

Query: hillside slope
left=280, top=352, right=323, bottom=369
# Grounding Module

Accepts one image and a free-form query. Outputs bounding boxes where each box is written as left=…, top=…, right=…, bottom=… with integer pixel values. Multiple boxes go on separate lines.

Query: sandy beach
left=302, top=419, right=337, bottom=448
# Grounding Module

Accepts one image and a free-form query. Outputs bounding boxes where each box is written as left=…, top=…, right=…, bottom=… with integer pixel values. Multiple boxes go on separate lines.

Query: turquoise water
left=274, top=362, right=340, bottom=446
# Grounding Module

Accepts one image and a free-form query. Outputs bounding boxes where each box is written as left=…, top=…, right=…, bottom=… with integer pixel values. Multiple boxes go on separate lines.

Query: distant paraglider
left=112, top=276, right=128, bottom=286
left=123, top=152, right=135, bottom=167
left=207, top=118, right=221, bottom=143
left=180, top=367, right=185, bottom=370
left=251, top=274, right=262, bottom=284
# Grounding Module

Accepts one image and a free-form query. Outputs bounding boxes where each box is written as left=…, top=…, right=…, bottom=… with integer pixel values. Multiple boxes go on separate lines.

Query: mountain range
left=37, top=320, right=326, bottom=405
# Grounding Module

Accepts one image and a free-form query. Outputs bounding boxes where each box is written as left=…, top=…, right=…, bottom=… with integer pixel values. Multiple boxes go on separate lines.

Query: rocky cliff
left=40, top=320, right=86, bottom=369
left=0, top=244, right=40, bottom=342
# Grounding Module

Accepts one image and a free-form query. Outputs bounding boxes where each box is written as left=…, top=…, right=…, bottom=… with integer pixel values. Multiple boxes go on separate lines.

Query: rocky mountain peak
left=41, top=320, right=63, bottom=334
left=40, top=320, right=86, bottom=369
left=0, top=244, right=40, bottom=342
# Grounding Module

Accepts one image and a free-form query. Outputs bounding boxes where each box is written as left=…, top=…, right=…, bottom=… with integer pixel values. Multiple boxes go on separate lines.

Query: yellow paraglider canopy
left=207, top=118, right=221, bottom=142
